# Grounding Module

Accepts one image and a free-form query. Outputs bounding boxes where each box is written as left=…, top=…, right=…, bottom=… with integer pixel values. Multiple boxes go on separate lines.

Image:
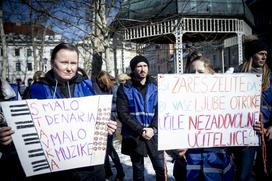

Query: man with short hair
left=117, top=55, right=165, bottom=181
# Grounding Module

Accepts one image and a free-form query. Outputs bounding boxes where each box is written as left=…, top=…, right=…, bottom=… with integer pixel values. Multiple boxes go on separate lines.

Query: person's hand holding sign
left=253, top=113, right=272, bottom=141
left=266, top=127, right=272, bottom=140
left=253, top=122, right=266, bottom=135
left=0, top=126, right=14, bottom=145
left=107, top=120, right=117, bottom=135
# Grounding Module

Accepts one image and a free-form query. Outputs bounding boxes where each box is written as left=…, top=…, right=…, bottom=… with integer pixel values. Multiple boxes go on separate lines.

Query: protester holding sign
left=172, top=52, right=235, bottom=181
left=0, top=42, right=117, bottom=181
left=117, top=55, right=165, bottom=181
left=234, top=38, right=272, bottom=181
left=0, top=78, right=26, bottom=181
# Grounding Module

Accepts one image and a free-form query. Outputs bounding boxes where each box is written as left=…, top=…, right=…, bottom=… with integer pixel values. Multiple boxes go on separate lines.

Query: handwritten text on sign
left=0, top=95, right=112, bottom=176
left=158, top=73, right=262, bottom=150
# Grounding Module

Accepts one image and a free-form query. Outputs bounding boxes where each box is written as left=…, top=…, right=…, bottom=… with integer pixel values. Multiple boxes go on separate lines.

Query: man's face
left=53, top=49, right=78, bottom=81
left=252, top=50, right=267, bottom=68
left=134, top=62, right=148, bottom=78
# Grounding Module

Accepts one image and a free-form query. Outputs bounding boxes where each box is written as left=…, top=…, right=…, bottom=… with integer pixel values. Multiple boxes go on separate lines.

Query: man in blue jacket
left=117, top=55, right=165, bottom=181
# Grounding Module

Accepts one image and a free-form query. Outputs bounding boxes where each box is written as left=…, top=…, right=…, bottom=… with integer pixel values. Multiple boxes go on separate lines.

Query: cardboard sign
left=158, top=73, right=262, bottom=150
left=1, top=95, right=112, bottom=176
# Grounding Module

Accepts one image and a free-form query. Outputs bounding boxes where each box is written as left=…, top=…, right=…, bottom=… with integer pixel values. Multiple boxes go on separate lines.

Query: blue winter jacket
left=29, top=69, right=95, bottom=99
left=117, top=75, right=159, bottom=156
left=261, top=73, right=272, bottom=127
left=186, top=148, right=234, bottom=181
left=121, top=79, right=157, bottom=137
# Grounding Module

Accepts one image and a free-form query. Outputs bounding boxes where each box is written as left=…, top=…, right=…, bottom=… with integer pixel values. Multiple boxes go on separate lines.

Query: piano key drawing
left=0, top=95, right=112, bottom=177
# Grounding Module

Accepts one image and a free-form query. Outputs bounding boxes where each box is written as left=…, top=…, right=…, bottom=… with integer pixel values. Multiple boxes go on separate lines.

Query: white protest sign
left=1, top=95, right=112, bottom=176
left=158, top=73, right=262, bottom=150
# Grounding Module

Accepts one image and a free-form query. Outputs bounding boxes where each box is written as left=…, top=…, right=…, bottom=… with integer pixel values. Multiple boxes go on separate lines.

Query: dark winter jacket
left=117, top=74, right=158, bottom=156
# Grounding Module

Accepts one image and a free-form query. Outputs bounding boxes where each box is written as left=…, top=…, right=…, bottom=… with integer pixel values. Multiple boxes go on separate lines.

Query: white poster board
left=158, top=73, right=262, bottom=150
left=1, top=95, right=112, bottom=177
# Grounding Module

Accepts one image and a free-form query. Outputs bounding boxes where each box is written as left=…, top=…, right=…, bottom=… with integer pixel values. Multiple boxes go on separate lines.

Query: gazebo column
left=175, top=29, right=184, bottom=73
left=237, top=33, right=244, bottom=65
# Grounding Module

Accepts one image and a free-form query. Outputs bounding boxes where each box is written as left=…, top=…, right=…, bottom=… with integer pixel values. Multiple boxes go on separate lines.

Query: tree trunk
left=0, top=10, right=8, bottom=79
left=92, top=0, right=110, bottom=72
left=39, top=20, right=49, bottom=72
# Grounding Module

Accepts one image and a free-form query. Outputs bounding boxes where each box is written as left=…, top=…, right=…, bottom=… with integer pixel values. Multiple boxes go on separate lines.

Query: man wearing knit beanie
left=117, top=55, right=165, bottom=180
left=130, top=55, right=149, bottom=71
left=129, top=55, right=150, bottom=83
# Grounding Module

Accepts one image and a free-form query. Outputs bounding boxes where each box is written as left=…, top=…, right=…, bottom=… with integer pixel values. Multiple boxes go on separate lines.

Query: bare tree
left=0, top=10, right=8, bottom=79
left=3, top=0, right=120, bottom=78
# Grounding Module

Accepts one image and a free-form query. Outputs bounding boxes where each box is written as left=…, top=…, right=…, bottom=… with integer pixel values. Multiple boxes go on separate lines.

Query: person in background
left=93, top=70, right=125, bottom=181
left=117, top=55, right=165, bottom=181
left=234, top=38, right=272, bottom=181
left=22, top=70, right=45, bottom=99
left=184, top=50, right=203, bottom=72
left=0, top=42, right=117, bottom=181
left=9, top=78, right=23, bottom=100
left=184, top=50, right=215, bottom=74
left=32, top=70, right=46, bottom=82
left=22, top=78, right=33, bottom=99
left=0, top=78, right=17, bottom=101
left=77, top=67, right=89, bottom=79
left=0, top=78, right=25, bottom=181
left=118, top=73, right=131, bottom=84
left=172, top=52, right=235, bottom=181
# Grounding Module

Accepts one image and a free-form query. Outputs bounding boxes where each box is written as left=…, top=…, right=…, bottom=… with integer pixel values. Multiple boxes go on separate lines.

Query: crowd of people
left=0, top=37, right=271, bottom=181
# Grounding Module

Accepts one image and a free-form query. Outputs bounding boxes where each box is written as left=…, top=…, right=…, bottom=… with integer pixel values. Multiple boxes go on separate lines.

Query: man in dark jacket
left=117, top=55, right=165, bottom=181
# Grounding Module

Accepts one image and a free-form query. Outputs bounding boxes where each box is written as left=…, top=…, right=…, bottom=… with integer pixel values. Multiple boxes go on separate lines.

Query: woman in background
left=94, top=70, right=125, bottom=181
left=235, top=38, right=272, bottom=181
left=22, top=70, right=45, bottom=99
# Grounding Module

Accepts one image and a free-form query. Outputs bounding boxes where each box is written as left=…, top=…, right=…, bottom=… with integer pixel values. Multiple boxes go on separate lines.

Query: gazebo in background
left=113, top=0, right=254, bottom=73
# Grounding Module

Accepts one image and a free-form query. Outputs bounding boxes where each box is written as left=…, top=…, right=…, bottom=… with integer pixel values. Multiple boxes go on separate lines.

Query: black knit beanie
left=245, top=39, right=268, bottom=60
left=130, top=55, right=149, bottom=71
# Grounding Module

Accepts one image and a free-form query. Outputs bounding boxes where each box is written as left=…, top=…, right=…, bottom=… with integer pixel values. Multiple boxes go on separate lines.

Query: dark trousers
left=0, top=151, right=28, bottom=181
left=234, top=147, right=257, bottom=181
left=130, top=151, right=165, bottom=181
left=104, top=135, right=125, bottom=179
left=254, top=143, right=272, bottom=181
left=173, top=157, right=187, bottom=181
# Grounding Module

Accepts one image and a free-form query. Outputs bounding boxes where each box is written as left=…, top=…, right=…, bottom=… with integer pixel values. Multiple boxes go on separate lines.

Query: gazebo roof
left=115, top=0, right=254, bottom=27
left=112, top=0, right=254, bottom=44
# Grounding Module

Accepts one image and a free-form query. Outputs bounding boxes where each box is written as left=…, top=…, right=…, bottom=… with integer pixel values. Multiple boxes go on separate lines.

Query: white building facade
left=0, top=23, right=62, bottom=84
